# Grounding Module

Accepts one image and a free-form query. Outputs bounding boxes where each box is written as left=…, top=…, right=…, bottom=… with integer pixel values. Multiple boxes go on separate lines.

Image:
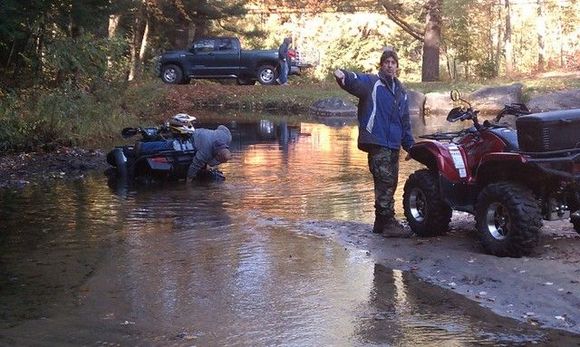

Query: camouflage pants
left=368, top=147, right=400, bottom=220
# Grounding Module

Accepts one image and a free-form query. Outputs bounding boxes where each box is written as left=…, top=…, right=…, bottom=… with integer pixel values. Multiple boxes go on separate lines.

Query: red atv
left=403, top=90, right=580, bottom=257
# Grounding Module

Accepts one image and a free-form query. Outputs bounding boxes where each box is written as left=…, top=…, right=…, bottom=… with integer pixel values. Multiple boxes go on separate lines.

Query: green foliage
left=44, top=34, right=110, bottom=86
left=475, top=57, right=498, bottom=79
left=0, top=79, right=169, bottom=152
left=0, top=0, right=112, bottom=85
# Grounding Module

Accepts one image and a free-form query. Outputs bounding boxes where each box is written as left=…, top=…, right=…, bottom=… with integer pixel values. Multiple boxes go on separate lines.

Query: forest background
left=0, top=0, right=579, bottom=151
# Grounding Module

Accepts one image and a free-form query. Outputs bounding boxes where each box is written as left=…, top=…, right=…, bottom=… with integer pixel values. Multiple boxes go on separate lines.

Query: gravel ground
left=295, top=216, right=580, bottom=335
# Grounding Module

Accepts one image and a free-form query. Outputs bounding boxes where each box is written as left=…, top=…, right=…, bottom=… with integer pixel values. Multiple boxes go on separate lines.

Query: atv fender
left=476, top=153, right=531, bottom=185
left=409, top=140, right=467, bottom=183
left=111, top=147, right=128, bottom=178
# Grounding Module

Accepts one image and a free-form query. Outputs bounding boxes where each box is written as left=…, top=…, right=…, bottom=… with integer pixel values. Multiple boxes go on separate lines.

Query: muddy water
left=0, top=118, right=575, bottom=345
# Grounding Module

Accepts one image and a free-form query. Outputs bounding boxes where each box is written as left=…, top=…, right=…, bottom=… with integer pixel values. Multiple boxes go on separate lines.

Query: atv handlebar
left=121, top=125, right=173, bottom=140
left=494, top=103, right=531, bottom=122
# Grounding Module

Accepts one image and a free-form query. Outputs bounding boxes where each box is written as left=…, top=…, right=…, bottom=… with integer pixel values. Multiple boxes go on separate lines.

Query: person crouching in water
left=188, top=125, right=233, bottom=181
left=334, top=48, right=415, bottom=237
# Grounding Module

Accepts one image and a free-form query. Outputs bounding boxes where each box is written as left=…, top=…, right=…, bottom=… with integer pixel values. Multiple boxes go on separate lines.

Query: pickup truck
left=156, top=37, right=307, bottom=85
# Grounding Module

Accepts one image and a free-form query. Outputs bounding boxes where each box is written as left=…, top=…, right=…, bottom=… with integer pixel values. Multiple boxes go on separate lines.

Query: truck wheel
left=475, top=182, right=541, bottom=257
left=161, top=64, right=183, bottom=84
left=403, top=169, right=452, bottom=236
left=257, top=65, right=276, bottom=85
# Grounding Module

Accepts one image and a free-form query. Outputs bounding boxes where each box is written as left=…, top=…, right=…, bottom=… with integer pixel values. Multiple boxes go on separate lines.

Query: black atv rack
left=523, top=148, right=580, bottom=180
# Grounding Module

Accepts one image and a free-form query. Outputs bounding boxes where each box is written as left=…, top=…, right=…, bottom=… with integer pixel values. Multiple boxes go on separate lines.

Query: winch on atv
left=403, top=90, right=580, bottom=257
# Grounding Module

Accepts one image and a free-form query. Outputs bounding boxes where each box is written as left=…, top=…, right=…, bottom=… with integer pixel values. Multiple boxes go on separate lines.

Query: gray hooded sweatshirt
left=187, top=125, right=232, bottom=177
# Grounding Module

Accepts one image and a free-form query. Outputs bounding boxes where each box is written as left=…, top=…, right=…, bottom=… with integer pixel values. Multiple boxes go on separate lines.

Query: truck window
left=216, top=38, right=234, bottom=52
left=193, top=39, right=215, bottom=53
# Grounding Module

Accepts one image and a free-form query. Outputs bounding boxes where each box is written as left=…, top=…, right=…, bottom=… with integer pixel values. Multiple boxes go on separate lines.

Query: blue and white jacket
left=337, top=70, right=415, bottom=153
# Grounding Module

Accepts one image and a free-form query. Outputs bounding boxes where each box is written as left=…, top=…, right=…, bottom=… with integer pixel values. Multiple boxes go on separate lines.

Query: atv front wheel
left=403, top=169, right=452, bottom=236
left=475, top=182, right=542, bottom=257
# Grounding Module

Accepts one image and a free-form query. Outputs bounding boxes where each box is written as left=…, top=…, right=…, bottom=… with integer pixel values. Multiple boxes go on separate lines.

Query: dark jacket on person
left=278, top=39, right=290, bottom=62
left=337, top=69, right=414, bottom=153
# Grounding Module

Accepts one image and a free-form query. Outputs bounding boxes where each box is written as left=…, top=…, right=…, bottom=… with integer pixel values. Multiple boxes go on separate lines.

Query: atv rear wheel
left=475, top=182, right=542, bottom=257
left=403, top=169, right=452, bottom=236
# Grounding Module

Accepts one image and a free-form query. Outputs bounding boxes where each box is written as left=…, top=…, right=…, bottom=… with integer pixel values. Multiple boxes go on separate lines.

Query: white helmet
left=169, top=113, right=196, bottom=135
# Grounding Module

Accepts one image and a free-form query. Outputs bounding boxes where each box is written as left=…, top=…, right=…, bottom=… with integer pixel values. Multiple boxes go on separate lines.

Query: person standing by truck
left=334, top=48, right=415, bottom=237
left=277, top=37, right=292, bottom=85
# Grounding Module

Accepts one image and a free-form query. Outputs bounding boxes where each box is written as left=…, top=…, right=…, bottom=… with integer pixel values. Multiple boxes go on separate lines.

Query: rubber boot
left=382, top=219, right=411, bottom=238
left=372, top=214, right=389, bottom=234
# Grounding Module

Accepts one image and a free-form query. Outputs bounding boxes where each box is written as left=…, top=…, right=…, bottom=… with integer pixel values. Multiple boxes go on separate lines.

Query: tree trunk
left=128, top=16, right=141, bottom=81
left=107, top=14, right=121, bottom=68
left=495, top=3, right=502, bottom=77
left=504, top=0, right=513, bottom=76
left=193, top=0, right=210, bottom=40
left=109, top=14, right=120, bottom=38
left=5, top=41, right=15, bottom=69
left=421, top=0, right=442, bottom=82
left=557, top=4, right=564, bottom=68
left=172, top=14, right=191, bottom=49
left=128, top=1, right=150, bottom=81
left=193, top=18, right=210, bottom=40
left=138, top=17, right=150, bottom=65
left=536, top=0, right=546, bottom=71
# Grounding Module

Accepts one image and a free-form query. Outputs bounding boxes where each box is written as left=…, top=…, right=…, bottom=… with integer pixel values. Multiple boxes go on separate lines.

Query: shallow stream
left=0, top=116, right=576, bottom=345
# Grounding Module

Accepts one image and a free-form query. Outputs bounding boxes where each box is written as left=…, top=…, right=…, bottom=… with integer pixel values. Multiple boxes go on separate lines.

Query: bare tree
left=536, top=0, right=546, bottom=71
left=381, top=0, right=442, bottom=82
left=504, top=0, right=513, bottom=76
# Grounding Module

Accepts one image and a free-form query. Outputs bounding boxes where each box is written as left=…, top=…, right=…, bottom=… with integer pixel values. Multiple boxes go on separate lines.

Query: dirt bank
left=0, top=147, right=107, bottom=190
left=294, top=216, right=580, bottom=335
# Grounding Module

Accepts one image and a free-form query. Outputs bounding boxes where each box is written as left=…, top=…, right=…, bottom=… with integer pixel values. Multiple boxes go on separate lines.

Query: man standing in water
left=334, top=48, right=414, bottom=237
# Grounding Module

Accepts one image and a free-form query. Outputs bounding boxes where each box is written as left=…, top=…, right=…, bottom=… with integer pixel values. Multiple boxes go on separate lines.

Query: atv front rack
left=419, top=127, right=476, bottom=141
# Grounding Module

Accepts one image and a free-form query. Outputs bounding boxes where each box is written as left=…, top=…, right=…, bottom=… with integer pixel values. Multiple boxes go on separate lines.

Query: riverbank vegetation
left=3, top=72, right=578, bottom=152
left=1, top=1, right=578, bottom=152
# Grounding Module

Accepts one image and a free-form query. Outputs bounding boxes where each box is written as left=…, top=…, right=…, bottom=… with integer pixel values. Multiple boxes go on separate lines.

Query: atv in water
left=106, top=125, right=196, bottom=185
left=403, top=90, right=580, bottom=257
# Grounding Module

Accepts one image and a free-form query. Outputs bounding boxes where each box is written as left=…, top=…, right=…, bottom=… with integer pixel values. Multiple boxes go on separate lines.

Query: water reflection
left=354, top=264, right=550, bottom=346
left=1, top=116, right=576, bottom=345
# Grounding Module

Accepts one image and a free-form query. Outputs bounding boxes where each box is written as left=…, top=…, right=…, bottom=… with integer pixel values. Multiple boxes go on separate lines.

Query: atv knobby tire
left=475, top=182, right=542, bottom=257
left=403, top=169, right=452, bottom=236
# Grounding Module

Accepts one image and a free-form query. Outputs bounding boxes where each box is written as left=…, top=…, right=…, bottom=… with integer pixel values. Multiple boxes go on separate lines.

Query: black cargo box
left=516, top=109, right=580, bottom=152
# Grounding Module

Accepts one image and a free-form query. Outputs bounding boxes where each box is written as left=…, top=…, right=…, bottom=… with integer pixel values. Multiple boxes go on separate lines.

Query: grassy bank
left=0, top=80, right=169, bottom=152
left=162, top=72, right=580, bottom=115
left=1, top=72, right=578, bottom=152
